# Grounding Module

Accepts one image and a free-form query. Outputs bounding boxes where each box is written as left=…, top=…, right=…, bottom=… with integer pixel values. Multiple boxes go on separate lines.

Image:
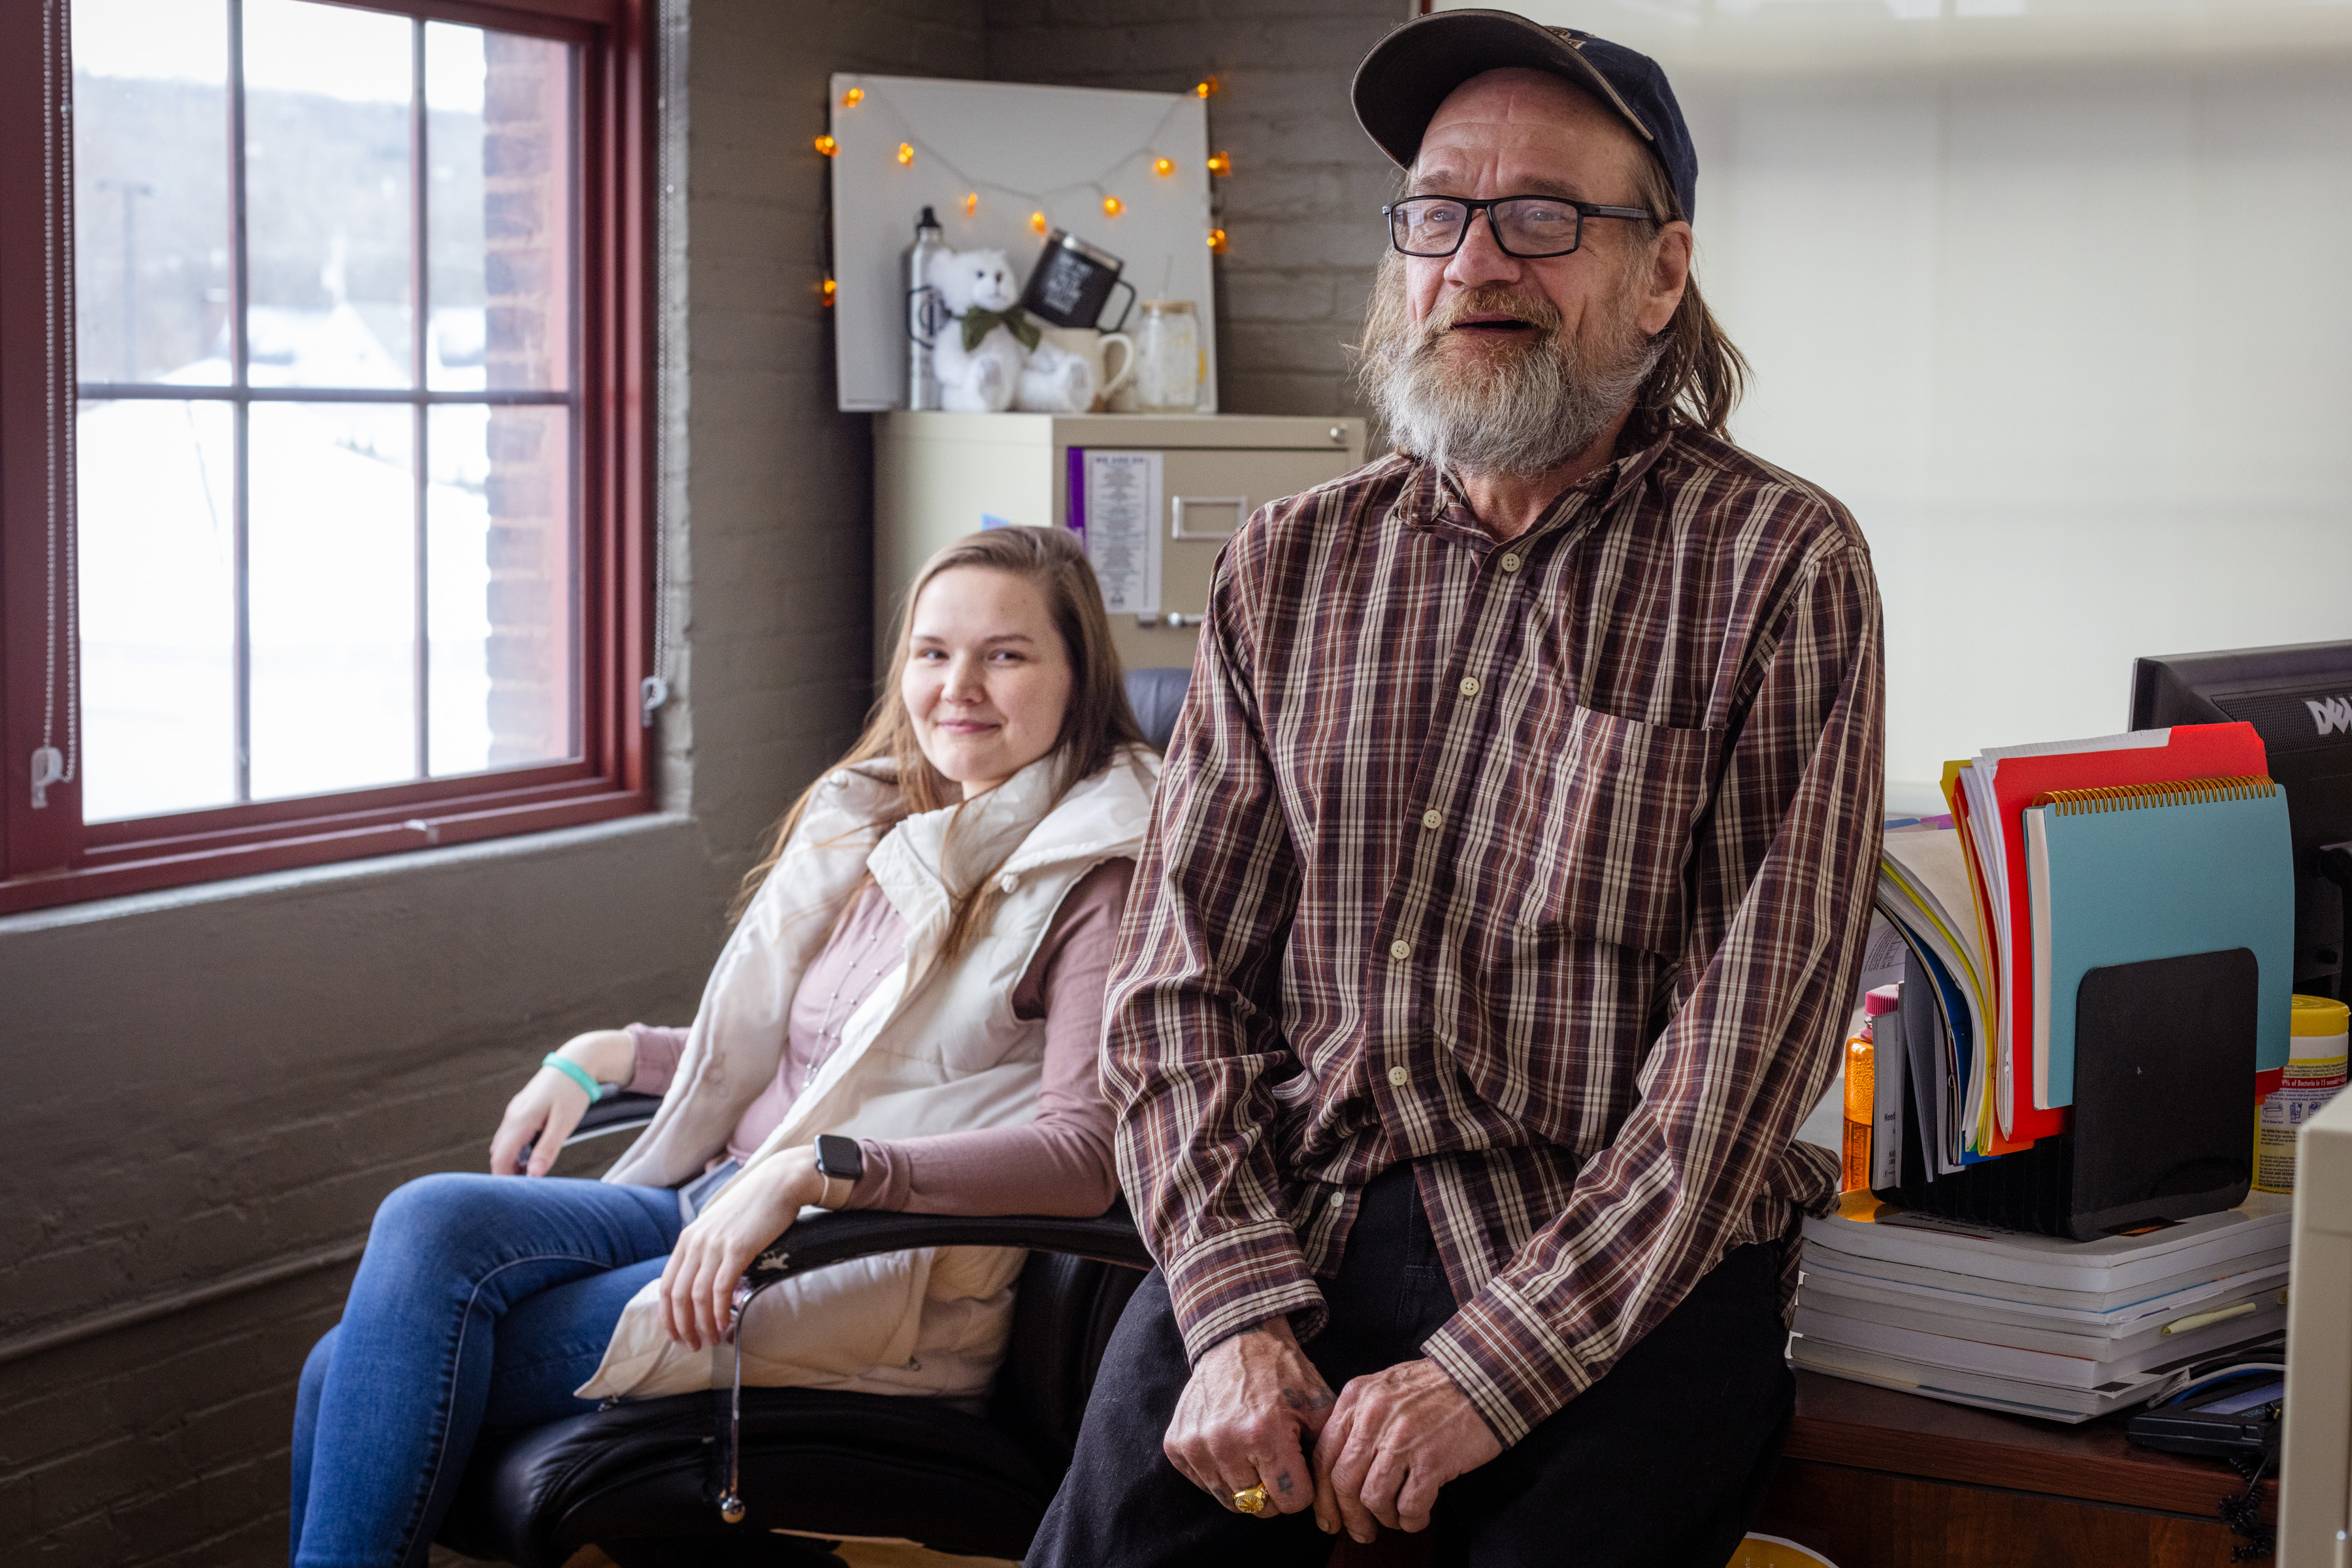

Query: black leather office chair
left=435, top=668, right=1192, bottom=1565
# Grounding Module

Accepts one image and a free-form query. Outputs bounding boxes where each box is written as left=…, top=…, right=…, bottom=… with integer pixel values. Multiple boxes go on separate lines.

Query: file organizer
left=1874, top=776, right=2289, bottom=1241
left=1878, top=948, right=2256, bottom=1239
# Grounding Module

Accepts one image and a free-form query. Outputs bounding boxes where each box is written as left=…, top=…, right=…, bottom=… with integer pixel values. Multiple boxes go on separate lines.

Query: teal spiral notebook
left=2024, top=777, right=2293, bottom=1110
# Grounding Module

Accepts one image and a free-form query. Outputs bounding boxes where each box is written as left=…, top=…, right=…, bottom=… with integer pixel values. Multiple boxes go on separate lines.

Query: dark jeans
left=1029, top=1164, right=1792, bottom=1567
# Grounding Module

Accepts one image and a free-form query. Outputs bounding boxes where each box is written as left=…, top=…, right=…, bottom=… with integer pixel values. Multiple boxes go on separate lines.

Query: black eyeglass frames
left=1382, top=195, right=1653, bottom=260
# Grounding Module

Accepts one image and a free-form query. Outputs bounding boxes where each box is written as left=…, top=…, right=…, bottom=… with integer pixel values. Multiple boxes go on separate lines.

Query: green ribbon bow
left=959, top=304, right=1041, bottom=353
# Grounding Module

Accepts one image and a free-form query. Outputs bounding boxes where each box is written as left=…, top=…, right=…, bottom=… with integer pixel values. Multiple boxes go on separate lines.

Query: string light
left=1194, top=76, right=1218, bottom=98
left=840, top=86, right=864, bottom=106
left=821, top=277, right=837, bottom=307
left=1206, top=151, right=1232, bottom=176
left=896, top=142, right=915, bottom=166
left=1207, top=227, right=1227, bottom=253
left=1030, top=210, right=1049, bottom=235
left=1153, top=157, right=1175, bottom=177
left=813, top=135, right=838, bottom=157
left=1102, top=194, right=1124, bottom=217
left=962, top=191, right=979, bottom=218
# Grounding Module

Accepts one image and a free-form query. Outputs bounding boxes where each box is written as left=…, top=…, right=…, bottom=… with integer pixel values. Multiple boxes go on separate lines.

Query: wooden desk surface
left=1784, top=1369, right=2272, bottom=1520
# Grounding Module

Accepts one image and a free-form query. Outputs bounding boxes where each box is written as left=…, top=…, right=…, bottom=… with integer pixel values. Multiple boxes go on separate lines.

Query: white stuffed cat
left=924, top=247, right=1096, bottom=414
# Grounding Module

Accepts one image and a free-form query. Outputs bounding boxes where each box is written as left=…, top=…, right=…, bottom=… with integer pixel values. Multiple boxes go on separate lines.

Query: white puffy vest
left=578, top=747, right=1157, bottom=1402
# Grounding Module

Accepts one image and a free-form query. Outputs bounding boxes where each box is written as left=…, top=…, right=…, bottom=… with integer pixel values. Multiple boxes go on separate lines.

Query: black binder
left=1874, top=947, right=2255, bottom=1241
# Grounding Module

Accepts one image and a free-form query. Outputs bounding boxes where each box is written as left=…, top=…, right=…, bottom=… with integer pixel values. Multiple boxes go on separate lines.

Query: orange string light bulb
left=813, top=134, right=838, bottom=157
left=1194, top=76, right=1219, bottom=98
left=1030, top=210, right=1049, bottom=235
left=840, top=86, right=864, bottom=106
left=1207, top=227, right=1228, bottom=254
left=962, top=192, right=979, bottom=218
left=821, top=277, right=836, bottom=307
left=1102, top=194, right=1124, bottom=218
left=1153, top=157, right=1175, bottom=177
left=1205, top=151, right=1232, bottom=176
left=896, top=142, right=914, bottom=166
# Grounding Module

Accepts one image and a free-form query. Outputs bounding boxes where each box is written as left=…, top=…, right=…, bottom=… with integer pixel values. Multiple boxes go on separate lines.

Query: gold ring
left=1233, top=1483, right=1271, bottom=1516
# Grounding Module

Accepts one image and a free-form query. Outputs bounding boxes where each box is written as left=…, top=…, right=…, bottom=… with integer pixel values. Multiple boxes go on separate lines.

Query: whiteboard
left=828, top=74, right=1218, bottom=413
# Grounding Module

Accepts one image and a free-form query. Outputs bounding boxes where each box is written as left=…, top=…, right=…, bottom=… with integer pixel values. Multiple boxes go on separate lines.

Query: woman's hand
left=488, top=1028, right=637, bottom=1177
left=657, top=1145, right=828, bottom=1351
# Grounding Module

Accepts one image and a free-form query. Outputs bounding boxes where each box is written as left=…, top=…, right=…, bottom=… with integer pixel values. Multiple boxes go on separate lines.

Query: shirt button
left=1458, top=676, right=1480, bottom=698
left=1421, top=809, right=1442, bottom=830
left=1388, top=939, right=1411, bottom=961
left=1499, top=552, right=1522, bottom=574
left=1329, top=1191, right=1345, bottom=1209
left=1386, top=1066, right=1411, bottom=1087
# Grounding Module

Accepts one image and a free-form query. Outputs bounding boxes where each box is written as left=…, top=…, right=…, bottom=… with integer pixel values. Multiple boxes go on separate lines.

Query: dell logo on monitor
left=2306, top=694, right=2352, bottom=736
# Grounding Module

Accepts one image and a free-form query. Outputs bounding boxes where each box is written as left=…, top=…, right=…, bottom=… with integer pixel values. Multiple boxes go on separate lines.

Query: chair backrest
left=1123, top=666, right=1191, bottom=753
left=987, top=1249, right=1145, bottom=1466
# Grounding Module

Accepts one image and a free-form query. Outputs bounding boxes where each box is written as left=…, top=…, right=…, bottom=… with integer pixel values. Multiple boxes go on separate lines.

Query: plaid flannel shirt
left=1102, top=427, right=1886, bottom=1445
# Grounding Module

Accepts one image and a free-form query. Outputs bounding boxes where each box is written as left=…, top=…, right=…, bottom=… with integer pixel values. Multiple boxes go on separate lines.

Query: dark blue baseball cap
left=1351, top=9, right=1699, bottom=223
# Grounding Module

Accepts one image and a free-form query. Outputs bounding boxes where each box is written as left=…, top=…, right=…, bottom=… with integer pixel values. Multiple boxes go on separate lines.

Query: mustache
left=1419, top=284, right=1565, bottom=342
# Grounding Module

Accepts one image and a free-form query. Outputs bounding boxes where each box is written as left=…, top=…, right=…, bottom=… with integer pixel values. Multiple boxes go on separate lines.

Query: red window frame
left=0, top=0, right=655, bottom=915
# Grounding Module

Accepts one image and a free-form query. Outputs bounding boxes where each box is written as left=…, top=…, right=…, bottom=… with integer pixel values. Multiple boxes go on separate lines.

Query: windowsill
left=0, top=809, right=696, bottom=936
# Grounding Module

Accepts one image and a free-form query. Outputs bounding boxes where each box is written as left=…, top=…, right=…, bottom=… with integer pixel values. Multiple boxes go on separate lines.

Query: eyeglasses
left=1382, top=195, right=1652, bottom=260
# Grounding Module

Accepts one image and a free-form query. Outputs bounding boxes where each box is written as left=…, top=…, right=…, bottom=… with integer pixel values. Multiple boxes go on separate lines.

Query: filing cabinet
left=874, top=412, right=1369, bottom=676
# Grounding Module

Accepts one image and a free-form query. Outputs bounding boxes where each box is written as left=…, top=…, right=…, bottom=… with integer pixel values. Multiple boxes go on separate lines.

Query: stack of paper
left=1791, top=1193, right=2291, bottom=1423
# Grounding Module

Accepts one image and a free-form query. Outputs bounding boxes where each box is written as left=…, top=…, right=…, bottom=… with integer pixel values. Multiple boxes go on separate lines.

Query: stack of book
left=1792, top=1191, right=2291, bottom=1423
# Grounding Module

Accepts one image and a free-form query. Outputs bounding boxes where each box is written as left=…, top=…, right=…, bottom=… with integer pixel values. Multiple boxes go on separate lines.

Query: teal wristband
left=542, top=1053, right=609, bottom=1102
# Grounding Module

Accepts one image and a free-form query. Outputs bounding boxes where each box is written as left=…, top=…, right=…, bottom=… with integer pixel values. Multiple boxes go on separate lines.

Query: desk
left=1324, top=1370, right=2270, bottom=1567
left=1754, top=1371, right=2273, bottom=1566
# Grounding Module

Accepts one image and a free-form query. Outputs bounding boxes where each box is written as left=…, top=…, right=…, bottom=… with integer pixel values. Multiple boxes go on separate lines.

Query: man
left=1030, top=12, right=1883, bottom=1565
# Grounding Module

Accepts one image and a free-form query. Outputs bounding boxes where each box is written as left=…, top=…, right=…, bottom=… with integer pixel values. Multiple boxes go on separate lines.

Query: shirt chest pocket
left=1506, top=704, right=1719, bottom=958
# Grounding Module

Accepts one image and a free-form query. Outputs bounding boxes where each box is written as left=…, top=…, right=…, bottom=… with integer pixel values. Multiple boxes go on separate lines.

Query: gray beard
left=1365, top=305, right=1662, bottom=481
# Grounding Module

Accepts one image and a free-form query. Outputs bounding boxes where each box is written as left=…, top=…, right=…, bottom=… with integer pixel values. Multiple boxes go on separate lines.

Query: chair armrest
left=560, top=1090, right=662, bottom=1147
left=745, top=1203, right=1151, bottom=1286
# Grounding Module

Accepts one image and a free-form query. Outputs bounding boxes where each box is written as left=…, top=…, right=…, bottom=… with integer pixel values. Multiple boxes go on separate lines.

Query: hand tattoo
left=1279, top=1384, right=1335, bottom=1412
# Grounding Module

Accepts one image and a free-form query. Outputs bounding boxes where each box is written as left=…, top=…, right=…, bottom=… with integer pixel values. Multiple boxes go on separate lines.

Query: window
left=1, top=0, right=653, bottom=914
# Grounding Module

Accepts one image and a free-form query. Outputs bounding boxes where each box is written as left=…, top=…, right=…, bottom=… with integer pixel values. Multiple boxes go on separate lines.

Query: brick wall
left=985, top=0, right=1409, bottom=425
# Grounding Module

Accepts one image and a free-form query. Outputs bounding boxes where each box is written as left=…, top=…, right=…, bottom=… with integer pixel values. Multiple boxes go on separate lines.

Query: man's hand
left=1312, top=1358, right=1501, bottom=1541
left=655, top=1145, right=824, bottom=1351
left=1164, top=1316, right=1337, bottom=1524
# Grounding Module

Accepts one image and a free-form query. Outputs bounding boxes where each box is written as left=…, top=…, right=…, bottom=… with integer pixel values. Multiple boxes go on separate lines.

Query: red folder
left=1981, top=723, right=2270, bottom=1141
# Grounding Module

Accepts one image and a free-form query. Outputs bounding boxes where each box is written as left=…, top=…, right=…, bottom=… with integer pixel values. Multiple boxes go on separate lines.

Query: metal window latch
left=29, top=747, right=63, bottom=809
left=640, top=674, right=670, bottom=728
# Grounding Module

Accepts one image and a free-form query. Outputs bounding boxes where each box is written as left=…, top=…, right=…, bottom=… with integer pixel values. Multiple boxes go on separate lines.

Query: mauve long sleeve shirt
left=625, top=856, right=1132, bottom=1216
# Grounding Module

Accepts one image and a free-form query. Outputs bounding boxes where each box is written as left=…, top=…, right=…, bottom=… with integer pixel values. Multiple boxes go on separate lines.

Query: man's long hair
left=1622, top=153, right=1748, bottom=440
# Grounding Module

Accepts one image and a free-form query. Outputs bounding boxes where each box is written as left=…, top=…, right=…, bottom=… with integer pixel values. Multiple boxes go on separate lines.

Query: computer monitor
left=2130, top=640, right=2352, bottom=1001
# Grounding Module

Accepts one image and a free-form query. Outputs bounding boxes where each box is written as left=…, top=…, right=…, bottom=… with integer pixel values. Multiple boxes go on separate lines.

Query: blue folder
left=2025, top=785, right=2293, bottom=1109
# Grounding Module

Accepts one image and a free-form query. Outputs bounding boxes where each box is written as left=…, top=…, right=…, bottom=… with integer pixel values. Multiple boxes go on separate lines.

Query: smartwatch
left=813, top=1134, right=864, bottom=1209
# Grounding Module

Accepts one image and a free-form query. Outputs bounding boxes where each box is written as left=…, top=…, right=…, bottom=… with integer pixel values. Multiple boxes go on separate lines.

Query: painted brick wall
left=985, top=0, right=1410, bottom=424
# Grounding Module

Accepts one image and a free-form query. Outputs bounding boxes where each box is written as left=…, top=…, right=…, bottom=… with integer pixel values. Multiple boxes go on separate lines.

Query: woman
left=289, top=526, right=1156, bottom=1567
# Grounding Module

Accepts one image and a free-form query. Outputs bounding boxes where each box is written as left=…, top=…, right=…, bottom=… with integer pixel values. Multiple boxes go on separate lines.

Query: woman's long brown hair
left=729, top=525, right=1149, bottom=963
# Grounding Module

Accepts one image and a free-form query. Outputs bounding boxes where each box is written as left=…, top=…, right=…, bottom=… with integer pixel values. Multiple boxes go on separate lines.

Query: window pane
left=248, top=402, right=417, bottom=798
left=72, top=0, right=232, bottom=387
left=242, top=0, right=414, bottom=389
left=429, top=404, right=574, bottom=772
left=425, top=22, right=571, bottom=392
left=78, top=400, right=237, bottom=821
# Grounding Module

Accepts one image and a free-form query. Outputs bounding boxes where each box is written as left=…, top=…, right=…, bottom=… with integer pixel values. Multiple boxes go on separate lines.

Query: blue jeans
left=288, top=1172, right=685, bottom=1568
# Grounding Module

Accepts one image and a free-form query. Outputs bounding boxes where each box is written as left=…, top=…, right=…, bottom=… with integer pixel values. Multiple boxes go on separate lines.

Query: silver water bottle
left=905, top=206, right=945, bottom=410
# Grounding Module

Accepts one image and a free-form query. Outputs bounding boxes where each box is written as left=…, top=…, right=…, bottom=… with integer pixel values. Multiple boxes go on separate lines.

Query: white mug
left=1036, top=325, right=1135, bottom=412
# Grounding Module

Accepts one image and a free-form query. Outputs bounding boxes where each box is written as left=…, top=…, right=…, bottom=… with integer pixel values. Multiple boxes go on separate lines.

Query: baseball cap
left=1350, top=8, right=1699, bottom=223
